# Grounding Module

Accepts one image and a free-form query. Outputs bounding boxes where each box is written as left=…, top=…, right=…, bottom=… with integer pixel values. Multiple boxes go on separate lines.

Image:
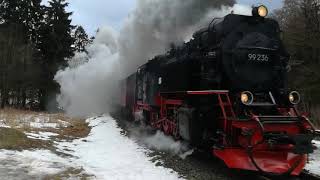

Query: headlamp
left=289, top=91, right=301, bottom=105
left=241, top=91, right=254, bottom=105
left=252, top=5, right=268, bottom=18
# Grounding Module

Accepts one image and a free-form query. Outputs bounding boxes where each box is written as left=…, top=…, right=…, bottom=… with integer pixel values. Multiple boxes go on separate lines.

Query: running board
left=258, top=116, right=300, bottom=124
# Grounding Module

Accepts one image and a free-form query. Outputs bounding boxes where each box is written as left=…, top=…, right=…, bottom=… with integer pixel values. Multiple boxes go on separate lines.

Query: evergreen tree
left=0, top=0, right=77, bottom=110
left=38, top=0, right=75, bottom=65
left=0, top=0, right=44, bottom=41
left=73, top=25, right=90, bottom=52
left=0, top=0, right=44, bottom=108
left=37, top=0, right=75, bottom=110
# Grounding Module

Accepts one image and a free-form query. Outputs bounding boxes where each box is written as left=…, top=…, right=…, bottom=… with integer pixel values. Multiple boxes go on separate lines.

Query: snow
left=29, top=116, right=58, bottom=128
left=0, top=120, right=10, bottom=128
left=25, top=132, right=59, bottom=141
left=0, top=150, right=73, bottom=177
left=56, top=116, right=182, bottom=180
left=1, top=113, right=70, bottom=129
left=29, top=122, right=59, bottom=129
left=15, top=115, right=70, bottom=129
left=305, top=140, right=320, bottom=176
left=57, top=119, right=71, bottom=127
left=28, top=118, right=70, bottom=129
left=0, top=115, right=182, bottom=179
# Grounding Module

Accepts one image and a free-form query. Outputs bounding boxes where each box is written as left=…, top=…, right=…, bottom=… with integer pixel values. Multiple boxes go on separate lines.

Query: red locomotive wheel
left=163, top=120, right=171, bottom=135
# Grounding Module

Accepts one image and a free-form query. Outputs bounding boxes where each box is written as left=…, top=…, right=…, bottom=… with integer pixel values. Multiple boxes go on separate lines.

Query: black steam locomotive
left=118, top=5, right=318, bottom=176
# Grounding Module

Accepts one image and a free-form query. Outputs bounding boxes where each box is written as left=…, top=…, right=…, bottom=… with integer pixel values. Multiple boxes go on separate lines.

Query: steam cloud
left=143, top=131, right=194, bottom=159
left=55, top=27, right=120, bottom=117
left=55, top=0, right=251, bottom=117
left=120, top=121, right=192, bottom=157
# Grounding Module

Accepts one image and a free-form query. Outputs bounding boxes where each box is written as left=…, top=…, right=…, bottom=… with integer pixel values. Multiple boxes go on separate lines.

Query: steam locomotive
left=118, top=5, right=318, bottom=176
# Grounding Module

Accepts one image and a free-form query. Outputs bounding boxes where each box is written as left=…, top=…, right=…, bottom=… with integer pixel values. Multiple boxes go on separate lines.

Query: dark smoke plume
left=118, top=0, right=236, bottom=74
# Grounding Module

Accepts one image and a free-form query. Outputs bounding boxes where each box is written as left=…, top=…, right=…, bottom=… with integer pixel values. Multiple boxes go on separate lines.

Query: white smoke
left=143, top=131, right=189, bottom=155
left=55, top=1, right=251, bottom=117
left=124, top=123, right=192, bottom=157
left=55, top=27, right=120, bottom=117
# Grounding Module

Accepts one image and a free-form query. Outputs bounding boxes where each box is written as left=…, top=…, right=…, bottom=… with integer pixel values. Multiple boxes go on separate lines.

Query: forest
left=0, top=0, right=90, bottom=111
left=272, top=0, right=320, bottom=125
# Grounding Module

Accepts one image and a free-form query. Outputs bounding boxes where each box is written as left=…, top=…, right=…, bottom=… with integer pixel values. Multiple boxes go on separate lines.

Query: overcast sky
left=49, top=0, right=283, bottom=36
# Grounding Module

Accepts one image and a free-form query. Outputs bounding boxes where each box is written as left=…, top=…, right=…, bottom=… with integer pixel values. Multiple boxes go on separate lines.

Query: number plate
left=247, top=53, right=269, bottom=62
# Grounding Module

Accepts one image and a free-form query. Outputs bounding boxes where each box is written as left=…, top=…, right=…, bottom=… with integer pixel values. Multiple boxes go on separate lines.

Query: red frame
left=132, top=90, right=315, bottom=176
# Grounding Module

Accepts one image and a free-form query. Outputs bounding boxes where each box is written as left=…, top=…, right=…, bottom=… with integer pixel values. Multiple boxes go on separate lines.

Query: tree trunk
left=39, top=88, right=47, bottom=111
left=1, top=89, right=7, bottom=108
left=22, top=89, right=26, bottom=108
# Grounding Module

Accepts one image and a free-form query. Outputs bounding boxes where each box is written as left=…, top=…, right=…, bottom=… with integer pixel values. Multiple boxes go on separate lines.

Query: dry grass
left=0, top=108, right=39, bottom=127
left=0, top=127, right=51, bottom=150
left=0, top=108, right=94, bottom=178
left=55, top=120, right=91, bottom=140
left=0, top=108, right=91, bottom=150
left=0, top=108, right=81, bottom=129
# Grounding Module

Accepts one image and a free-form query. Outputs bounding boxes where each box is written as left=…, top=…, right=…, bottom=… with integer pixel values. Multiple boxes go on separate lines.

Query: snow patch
left=0, top=119, right=10, bottom=128
left=29, top=122, right=58, bottom=129
left=57, top=119, right=71, bottom=127
left=25, top=132, right=59, bottom=141
left=56, top=116, right=182, bottom=180
left=0, top=150, right=73, bottom=176
left=305, top=140, right=320, bottom=176
left=1, top=113, right=70, bottom=129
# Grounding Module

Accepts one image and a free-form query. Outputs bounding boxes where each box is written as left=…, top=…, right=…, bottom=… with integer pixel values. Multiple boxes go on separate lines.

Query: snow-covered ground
left=56, top=116, right=181, bottom=179
left=0, top=115, right=182, bottom=179
left=0, top=150, right=74, bottom=178
left=0, top=113, right=319, bottom=179
left=305, top=140, right=320, bottom=177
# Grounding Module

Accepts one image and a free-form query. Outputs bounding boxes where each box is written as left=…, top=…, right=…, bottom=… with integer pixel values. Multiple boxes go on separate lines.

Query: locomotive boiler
left=118, top=5, right=318, bottom=176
